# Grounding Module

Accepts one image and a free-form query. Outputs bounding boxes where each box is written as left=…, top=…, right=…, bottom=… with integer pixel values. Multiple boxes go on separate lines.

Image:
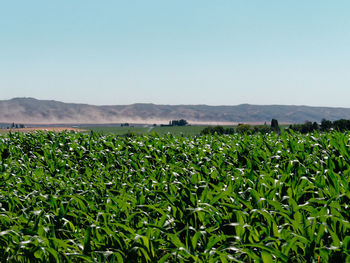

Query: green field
left=83, top=125, right=219, bottom=136
left=84, top=124, right=290, bottom=136
left=0, top=131, right=349, bottom=262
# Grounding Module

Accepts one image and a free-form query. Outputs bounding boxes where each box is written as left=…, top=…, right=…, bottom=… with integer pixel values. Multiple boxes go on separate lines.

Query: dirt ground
left=0, top=127, right=88, bottom=133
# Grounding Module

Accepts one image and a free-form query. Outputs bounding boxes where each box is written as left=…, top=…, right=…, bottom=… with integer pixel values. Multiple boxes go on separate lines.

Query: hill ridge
left=1, top=98, right=350, bottom=124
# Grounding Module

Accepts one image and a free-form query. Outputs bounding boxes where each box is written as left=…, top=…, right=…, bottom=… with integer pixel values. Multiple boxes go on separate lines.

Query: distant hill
left=0, top=97, right=350, bottom=124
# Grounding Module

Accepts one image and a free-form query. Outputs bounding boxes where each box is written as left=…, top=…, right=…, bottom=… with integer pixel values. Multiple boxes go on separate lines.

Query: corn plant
left=0, top=130, right=349, bottom=262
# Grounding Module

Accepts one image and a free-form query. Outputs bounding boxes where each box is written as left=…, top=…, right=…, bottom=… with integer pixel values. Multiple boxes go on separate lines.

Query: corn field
left=0, top=131, right=349, bottom=262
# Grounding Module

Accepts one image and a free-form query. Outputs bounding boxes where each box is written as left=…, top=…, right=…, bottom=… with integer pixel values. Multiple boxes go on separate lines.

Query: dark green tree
left=320, top=119, right=332, bottom=131
left=201, top=126, right=224, bottom=135
left=271, top=119, right=280, bottom=133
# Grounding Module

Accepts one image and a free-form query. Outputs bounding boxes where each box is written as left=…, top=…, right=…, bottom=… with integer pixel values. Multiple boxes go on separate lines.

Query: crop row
left=0, top=131, right=349, bottom=262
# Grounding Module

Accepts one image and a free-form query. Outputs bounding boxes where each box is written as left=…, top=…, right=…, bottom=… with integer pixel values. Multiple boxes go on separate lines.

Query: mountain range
left=1, top=97, right=350, bottom=125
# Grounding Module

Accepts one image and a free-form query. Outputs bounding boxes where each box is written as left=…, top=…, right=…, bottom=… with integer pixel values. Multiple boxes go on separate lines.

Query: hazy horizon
left=5, top=96, right=350, bottom=109
left=1, top=1, right=350, bottom=107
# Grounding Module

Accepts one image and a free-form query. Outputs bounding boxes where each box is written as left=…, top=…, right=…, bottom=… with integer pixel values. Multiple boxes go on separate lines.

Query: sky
left=1, top=1, right=350, bottom=107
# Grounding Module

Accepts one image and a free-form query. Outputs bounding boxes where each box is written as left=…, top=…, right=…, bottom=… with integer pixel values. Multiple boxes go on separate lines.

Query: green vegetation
left=201, top=124, right=272, bottom=135
left=289, top=119, right=350, bottom=134
left=84, top=125, right=209, bottom=136
left=0, top=131, right=350, bottom=262
left=83, top=126, right=149, bottom=135
left=168, top=119, right=188, bottom=126
left=152, top=125, right=205, bottom=136
left=270, top=119, right=281, bottom=134
left=200, top=126, right=235, bottom=135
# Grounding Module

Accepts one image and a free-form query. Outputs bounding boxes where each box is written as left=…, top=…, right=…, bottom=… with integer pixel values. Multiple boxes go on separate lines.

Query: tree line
left=201, top=118, right=350, bottom=135
left=288, top=119, right=350, bottom=133
left=200, top=119, right=280, bottom=135
left=161, top=119, right=188, bottom=127
left=0, top=123, right=25, bottom=129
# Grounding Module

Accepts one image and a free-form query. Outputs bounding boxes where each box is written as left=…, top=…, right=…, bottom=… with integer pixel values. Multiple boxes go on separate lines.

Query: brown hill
left=1, top=97, right=350, bottom=124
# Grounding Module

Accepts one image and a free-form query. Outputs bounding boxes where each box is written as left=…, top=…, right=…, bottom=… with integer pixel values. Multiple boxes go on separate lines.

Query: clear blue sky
left=1, top=1, right=349, bottom=106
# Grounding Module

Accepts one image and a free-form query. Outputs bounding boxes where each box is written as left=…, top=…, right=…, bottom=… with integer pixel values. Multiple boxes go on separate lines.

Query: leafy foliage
left=289, top=118, right=350, bottom=134
left=0, top=131, right=350, bottom=262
